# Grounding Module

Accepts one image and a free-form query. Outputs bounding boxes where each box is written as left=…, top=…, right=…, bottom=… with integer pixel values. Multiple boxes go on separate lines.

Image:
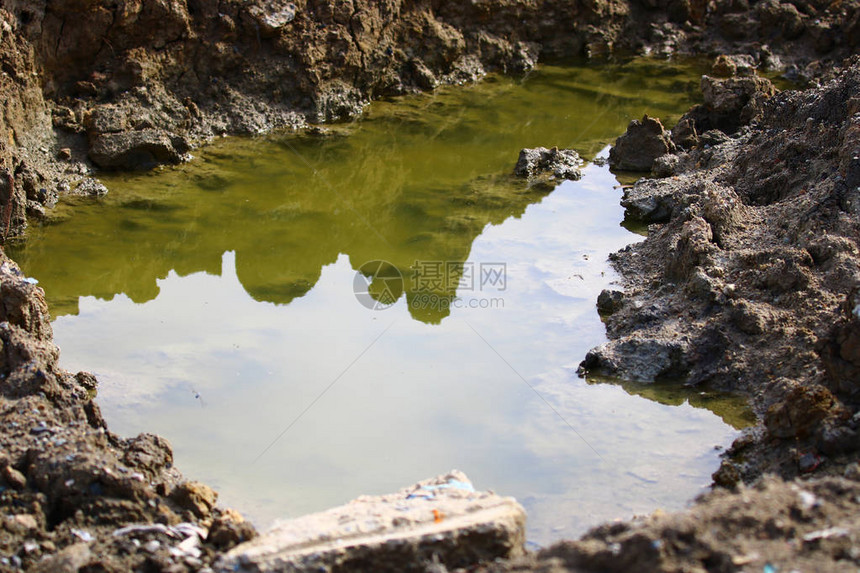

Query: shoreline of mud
left=0, top=0, right=857, bottom=240
left=0, top=0, right=858, bottom=571
left=518, top=54, right=860, bottom=572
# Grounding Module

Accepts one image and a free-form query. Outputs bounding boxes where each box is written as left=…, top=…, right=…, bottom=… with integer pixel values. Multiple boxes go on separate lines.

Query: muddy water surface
left=10, top=59, right=752, bottom=544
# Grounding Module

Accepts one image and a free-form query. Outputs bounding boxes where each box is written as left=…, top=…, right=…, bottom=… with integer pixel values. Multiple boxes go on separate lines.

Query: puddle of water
left=8, top=59, right=750, bottom=544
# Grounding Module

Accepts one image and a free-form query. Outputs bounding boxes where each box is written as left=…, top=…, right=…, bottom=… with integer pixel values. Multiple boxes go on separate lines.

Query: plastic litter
left=71, top=529, right=94, bottom=543
left=113, top=524, right=172, bottom=538
left=802, top=526, right=850, bottom=542
left=406, top=478, right=475, bottom=500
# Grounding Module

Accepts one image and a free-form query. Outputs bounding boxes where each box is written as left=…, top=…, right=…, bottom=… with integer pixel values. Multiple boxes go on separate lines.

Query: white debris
left=802, top=526, right=850, bottom=542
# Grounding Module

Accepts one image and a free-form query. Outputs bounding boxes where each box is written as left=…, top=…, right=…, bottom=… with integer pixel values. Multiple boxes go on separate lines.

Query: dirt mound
left=584, top=56, right=860, bottom=491
left=0, top=253, right=255, bottom=572
left=485, top=472, right=860, bottom=572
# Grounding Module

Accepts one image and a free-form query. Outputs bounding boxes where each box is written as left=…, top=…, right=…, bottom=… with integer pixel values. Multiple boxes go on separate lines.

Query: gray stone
left=580, top=336, right=690, bottom=382
left=798, top=452, right=823, bottom=473
left=700, top=129, right=731, bottom=147
left=89, top=129, right=187, bottom=170
left=514, top=147, right=581, bottom=181
left=699, top=74, right=777, bottom=133
left=701, top=74, right=776, bottom=115
left=652, top=153, right=681, bottom=177
left=621, top=178, right=680, bottom=223
left=216, top=471, right=526, bottom=573
left=670, top=118, right=699, bottom=149
left=73, top=178, right=109, bottom=197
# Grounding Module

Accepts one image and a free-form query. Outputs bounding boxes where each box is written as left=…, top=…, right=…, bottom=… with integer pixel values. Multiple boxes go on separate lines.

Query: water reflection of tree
left=13, top=133, right=550, bottom=324
left=10, top=59, right=705, bottom=324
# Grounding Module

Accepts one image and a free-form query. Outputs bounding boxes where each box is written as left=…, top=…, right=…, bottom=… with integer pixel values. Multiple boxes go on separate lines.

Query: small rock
left=30, top=543, right=91, bottom=573
left=711, top=54, right=756, bottom=77
left=700, top=130, right=731, bottom=147
left=245, top=1, right=297, bottom=36
left=85, top=105, right=128, bottom=134
left=620, top=178, right=679, bottom=223
left=208, top=509, right=257, bottom=550
left=410, top=58, right=438, bottom=91
left=579, top=336, right=690, bottom=382
left=71, top=529, right=94, bottom=543
left=514, top=147, right=582, bottom=183
left=75, top=371, right=98, bottom=392
left=596, top=289, right=625, bottom=315
left=73, top=178, right=108, bottom=197
left=2, top=465, right=27, bottom=490
left=12, top=514, right=38, bottom=530
left=670, top=118, right=699, bottom=150
left=176, top=533, right=202, bottom=558
left=798, top=451, right=823, bottom=474
left=609, top=115, right=676, bottom=172
left=89, top=129, right=187, bottom=170
left=765, top=384, right=836, bottom=440
left=171, top=481, right=218, bottom=519
left=123, top=433, right=174, bottom=476
left=651, top=153, right=681, bottom=177
left=74, top=81, right=99, bottom=97
left=699, top=74, right=776, bottom=133
left=757, top=0, right=804, bottom=40
left=797, top=489, right=820, bottom=510
left=711, top=460, right=740, bottom=489
left=816, top=419, right=858, bottom=455
left=57, top=148, right=72, bottom=161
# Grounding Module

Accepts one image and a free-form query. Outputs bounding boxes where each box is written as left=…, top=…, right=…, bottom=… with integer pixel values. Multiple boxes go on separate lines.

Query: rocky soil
left=587, top=55, right=860, bottom=484
left=0, top=0, right=857, bottom=237
left=0, top=0, right=857, bottom=571
left=0, top=253, right=256, bottom=572
left=559, top=55, right=860, bottom=571
left=487, top=473, right=860, bottom=573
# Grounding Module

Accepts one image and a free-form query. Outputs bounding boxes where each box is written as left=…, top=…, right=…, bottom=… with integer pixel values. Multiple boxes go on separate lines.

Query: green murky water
left=9, top=58, right=753, bottom=544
